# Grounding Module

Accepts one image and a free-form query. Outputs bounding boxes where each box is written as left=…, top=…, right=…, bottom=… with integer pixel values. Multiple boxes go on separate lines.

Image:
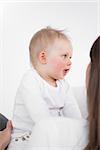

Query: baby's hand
left=0, top=120, right=13, bottom=150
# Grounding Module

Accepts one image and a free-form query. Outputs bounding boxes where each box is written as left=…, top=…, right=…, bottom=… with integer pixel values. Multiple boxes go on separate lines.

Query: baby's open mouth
left=63, top=69, right=70, bottom=75
left=65, top=69, right=69, bottom=72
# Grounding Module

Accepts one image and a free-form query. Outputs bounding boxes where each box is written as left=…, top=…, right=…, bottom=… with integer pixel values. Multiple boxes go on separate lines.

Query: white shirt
left=12, top=68, right=82, bottom=136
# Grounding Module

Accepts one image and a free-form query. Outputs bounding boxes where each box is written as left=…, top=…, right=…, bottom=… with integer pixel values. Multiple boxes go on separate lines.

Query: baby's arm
left=63, top=85, right=82, bottom=119
left=20, top=74, right=51, bottom=123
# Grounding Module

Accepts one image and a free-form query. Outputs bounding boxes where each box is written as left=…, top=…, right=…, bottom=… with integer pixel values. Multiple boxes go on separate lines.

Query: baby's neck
left=35, top=67, right=57, bottom=87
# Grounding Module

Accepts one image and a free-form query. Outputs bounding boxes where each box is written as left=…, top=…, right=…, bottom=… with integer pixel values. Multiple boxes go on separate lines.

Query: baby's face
left=46, top=39, right=72, bottom=80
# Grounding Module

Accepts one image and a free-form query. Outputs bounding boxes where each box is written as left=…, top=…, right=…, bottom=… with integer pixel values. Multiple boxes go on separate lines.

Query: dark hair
left=85, top=36, right=100, bottom=150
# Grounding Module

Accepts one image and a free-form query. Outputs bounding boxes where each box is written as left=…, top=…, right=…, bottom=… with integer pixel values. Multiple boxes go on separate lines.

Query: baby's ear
left=38, top=50, right=47, bottom=64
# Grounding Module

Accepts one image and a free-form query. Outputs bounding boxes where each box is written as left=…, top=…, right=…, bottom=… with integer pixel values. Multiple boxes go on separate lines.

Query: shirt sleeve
left=63, top=81, right=82, bottom=119
left=20, top=73, right=51, bottom=123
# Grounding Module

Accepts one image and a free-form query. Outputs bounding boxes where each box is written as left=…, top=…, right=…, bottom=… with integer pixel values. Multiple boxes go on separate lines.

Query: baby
left=7, top=27, right=82, bottom=150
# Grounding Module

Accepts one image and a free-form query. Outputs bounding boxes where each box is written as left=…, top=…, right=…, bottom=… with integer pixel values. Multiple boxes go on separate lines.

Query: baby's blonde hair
left=29, top=27, right=70, bottom=66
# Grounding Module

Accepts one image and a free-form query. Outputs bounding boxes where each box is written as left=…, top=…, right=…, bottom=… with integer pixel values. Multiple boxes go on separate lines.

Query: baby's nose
left=67, top=59, right=72, bottom=66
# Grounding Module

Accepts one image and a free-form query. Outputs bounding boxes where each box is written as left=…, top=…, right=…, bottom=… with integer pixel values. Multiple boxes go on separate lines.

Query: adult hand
left=0, top=120, right=13, bottom=150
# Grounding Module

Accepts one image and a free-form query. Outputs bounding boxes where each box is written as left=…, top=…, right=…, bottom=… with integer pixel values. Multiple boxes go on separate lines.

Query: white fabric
left=72, top=87, right=88, bottom=119
left=8, top=118, right=88, bottom=150
left=26, top=117, right=88, bottom=150
left=8, top=68, right=86, bottom=150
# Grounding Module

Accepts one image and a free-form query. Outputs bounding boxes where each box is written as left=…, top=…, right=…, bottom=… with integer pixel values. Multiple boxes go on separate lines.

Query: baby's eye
left=70, top=56, right=72, bottom=59
left=62, top=54, right=67, bottom=58
left=64, top=54, right=67, bottom=57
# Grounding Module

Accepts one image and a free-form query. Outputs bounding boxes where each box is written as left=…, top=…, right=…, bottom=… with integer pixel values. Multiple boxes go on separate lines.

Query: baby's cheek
left=51, top=58, right=64, bottom=70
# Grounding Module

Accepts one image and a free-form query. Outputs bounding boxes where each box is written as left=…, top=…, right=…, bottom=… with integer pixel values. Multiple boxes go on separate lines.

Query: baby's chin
left=57, top=75, right=65, bottom=80
left=55, top=72, right=70, bottom=80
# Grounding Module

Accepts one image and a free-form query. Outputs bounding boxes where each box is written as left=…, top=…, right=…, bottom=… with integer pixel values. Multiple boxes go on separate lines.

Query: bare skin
left=0, top=121, right=13, bottom=150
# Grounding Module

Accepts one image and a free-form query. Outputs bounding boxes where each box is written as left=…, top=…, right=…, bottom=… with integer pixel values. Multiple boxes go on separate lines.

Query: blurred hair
left=85, top=36, right=100, bottom=150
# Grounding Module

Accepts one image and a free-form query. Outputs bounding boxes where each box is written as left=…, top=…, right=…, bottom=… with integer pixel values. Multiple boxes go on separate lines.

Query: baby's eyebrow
left=65, top=51, right=72, bottom=56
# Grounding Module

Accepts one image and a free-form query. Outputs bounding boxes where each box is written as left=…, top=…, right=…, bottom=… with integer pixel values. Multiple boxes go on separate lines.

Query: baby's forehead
left=53, top=38, right=73, bottom=51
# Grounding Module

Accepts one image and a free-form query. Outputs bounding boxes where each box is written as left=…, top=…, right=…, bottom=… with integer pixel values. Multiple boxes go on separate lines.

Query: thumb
left=6, top=120, right=13, bottom=130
